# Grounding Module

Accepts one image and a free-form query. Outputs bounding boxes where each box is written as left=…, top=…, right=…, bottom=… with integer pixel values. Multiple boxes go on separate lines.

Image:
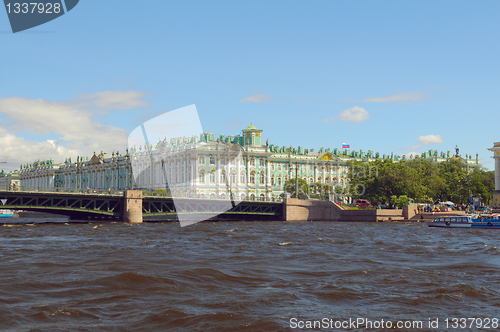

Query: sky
left=0, top=0, right=499, bottom=171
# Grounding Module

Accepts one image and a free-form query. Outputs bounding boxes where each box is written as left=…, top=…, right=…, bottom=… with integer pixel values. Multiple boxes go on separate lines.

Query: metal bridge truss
left=142, top=197, right=282, bottom=217
left=0, top=191, right=123, bottom=217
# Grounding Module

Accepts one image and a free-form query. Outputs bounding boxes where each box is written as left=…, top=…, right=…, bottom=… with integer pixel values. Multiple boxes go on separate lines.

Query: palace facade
left=17, top=124, right=482, bottom=202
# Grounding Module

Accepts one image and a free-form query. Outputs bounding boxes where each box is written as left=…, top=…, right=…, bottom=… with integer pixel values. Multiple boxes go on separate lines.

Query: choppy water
left=1, top=219, right=500, bottom=331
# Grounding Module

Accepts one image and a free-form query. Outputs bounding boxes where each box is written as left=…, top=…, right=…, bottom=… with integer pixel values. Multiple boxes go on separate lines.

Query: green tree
left=284, top=178, right=309, bottom=198
left=309, top=182, right=333, bottom=200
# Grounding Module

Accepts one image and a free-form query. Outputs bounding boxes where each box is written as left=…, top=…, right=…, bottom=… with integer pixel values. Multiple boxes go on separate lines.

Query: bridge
left=0, top=190, right=283, bottom=223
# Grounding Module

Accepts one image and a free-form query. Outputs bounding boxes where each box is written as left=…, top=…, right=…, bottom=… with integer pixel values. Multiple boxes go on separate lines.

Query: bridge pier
left=123, top=190, right=143, bottom=223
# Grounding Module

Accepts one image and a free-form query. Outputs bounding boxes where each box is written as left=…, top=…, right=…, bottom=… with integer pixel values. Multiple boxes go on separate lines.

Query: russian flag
left=342, top=142, right=350, bottom=149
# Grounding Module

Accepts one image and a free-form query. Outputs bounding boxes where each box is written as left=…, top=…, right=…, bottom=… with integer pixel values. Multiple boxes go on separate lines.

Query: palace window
left=259, top=158, right=265, bottom=167
left=230, top=172, right=237, bottom=184
left=199, top=156, right=205, bottom=165
left=309, top=177, right=313, bottom=184
left=230, top=158, right=235, bottom=166
left=221, top=157, right=226, bottom=165
left=260, top=193, right=265, bottom=201
left=220, top=172, right=227, bottom=184
left=250, top=158, right=255, bottom=167
left=259, top=173, right=265, bottom=185
left=240, top=172, right=246, bottom=184
left=271, top=163, right=275, bottom=171
left=309, top=164, right=313, bottom=172
left=210, top=172, right=216, bottom=184
left=250, top=173, right=255, bottom=184
left=277, top=176, right=282, bottom=187
left=277, top=163, right=281, bottom=172
left=210, top=156, right=215, bottom=165
left=271, top=176, right=275, bottom=186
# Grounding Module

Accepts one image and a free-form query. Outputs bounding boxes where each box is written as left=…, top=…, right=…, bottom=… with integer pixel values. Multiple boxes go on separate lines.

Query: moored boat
left=428, top=214, right=500, bottom=229
left=0, top=209, right=14, bottom=218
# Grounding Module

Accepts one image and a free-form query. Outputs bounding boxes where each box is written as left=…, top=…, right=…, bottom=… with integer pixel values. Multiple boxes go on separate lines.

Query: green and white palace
left=14, top=124, right=482, bottom=202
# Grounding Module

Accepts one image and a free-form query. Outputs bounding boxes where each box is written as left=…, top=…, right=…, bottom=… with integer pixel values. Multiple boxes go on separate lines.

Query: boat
left=0, top=210, right=14, bottom=218
left=428, top=214, right=500, bottom=229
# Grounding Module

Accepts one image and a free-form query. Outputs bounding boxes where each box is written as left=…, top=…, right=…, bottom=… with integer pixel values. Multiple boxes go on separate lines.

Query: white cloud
left=0, top=92, right=146, bottom=171
left=337, top=106, right=369, bottom=123
left=240, top=93, right=272, bottom=103
left=362, top=91, right=427, bottom=103
left=78, top=90, right=149, bottom=109
left=417, top=134, right=443, bottom=145
left=399, top=144, right=423, bottom=151
left=323, top=117, right=334, bottom=123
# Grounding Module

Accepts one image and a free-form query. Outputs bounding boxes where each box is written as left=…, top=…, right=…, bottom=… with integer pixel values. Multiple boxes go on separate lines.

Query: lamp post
left=295, top=162, right=299, bottom=199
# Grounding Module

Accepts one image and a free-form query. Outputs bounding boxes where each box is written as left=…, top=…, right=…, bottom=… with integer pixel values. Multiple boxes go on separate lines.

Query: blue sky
left=0, top=1, right=499, bottom=171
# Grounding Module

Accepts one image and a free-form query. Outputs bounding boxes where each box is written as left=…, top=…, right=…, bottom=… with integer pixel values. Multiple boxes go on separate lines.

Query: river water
left=1, top=218, right=500, bottom=331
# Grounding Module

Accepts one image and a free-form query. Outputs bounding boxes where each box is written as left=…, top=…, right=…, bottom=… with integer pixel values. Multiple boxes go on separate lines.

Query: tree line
left=344, top=157, right=494, bottom=207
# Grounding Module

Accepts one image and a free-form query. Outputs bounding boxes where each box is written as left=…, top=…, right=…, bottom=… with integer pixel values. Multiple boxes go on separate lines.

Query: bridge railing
left=1, top=186, right=124, bottom=196
left=142, top=191, right=284, bottom=202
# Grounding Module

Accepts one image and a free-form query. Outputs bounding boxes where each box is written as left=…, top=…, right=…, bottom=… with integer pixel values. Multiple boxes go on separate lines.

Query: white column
left=495, top=158, right=500, bottom=191
left=266, top=161, right=270, bottom=188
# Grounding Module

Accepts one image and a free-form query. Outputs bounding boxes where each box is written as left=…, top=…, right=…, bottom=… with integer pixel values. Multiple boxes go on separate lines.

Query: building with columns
left=19, top=153, right=131, bottom=191
left=488, top=142, right=500, bottom=207
left=18, top=124, right=483, bottom=202
left=130, top=123, right=352, bottom=201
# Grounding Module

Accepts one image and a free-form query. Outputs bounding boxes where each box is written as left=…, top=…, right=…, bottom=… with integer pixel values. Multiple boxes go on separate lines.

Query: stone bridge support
left=123, top=190, right=143, bottom=223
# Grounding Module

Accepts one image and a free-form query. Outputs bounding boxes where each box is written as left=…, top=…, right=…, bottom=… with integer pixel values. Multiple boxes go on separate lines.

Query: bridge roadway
left=0, top=190, right=283, bottom=222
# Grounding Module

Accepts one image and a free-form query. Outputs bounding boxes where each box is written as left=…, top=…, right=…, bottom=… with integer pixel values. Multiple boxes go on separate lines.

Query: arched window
left=221, top=157, right=226, bottom=165
left=199, top=156, right=205, bottom=165
left=260, top=193, right=265, bottom=201
left=271, top=163, right=275, bottom=171
left=210, top=172, right=215, bottom=184
left=250, top=173, right=255, bottom=184
left=241, top=193, right=246, bottom=201
left=210, top=156, right=215, bottom=165
left=250, top=193, right=255, bottom=201
left=277, top=176, right=282, bottom=187
left=259, top=172, right=265, bottom=185
left=220, top=172, right=227, bottom=184
left=230, top=172, right=237, bottom=184
left=270, top=176, right=275, bottom=186
left=277, top=163, right=282, bottom=171
left=250, top=158, right=255, bottom=167
left=309, top=177, right=313, bottom=184
left=220, top=193, right=226, bottom=200
left=240, top=172, right=246, bottom=184
left=259, top=158, right=265, bottom=167
left=198, top=171, right=205, bottom=184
